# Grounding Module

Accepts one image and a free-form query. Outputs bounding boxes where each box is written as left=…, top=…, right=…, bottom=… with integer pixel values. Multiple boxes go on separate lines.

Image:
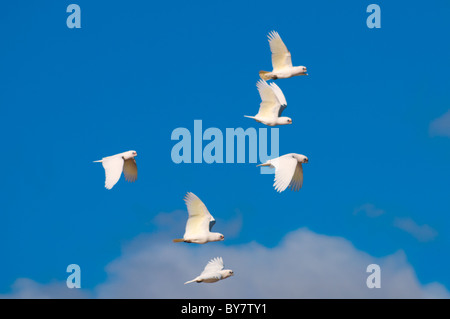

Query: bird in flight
left=259, top=31, right=308, bottom=81
left=184, top=257, right=234, bottom=284
left=245, top=79, right=291, bottom=126
left=94, top=150, right=137, bottom=189
left=258, top=153, right=308, bottom=192
left=173, top=192, right=225, bottom=244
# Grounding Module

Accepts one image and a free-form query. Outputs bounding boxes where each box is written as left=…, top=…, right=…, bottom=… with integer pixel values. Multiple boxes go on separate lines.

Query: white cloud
left=93, top=227, right=448, bottom=298
left=0, top=278, right=90, bottom=299
left=354, top=203, right=385, bottom=217
left=393, top=217, right=438, bottom=242
left=354, top=204, right=438, bottom=243
left=2, top=216, right=447, bottom=299
left=430, top=110, right=450, bottom=137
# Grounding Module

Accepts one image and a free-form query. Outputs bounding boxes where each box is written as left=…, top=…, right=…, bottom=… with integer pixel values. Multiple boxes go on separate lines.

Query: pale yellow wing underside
left=123, top=158, right=138, bottom=182
left=184, top=192, right=214, bottom=237
left=268, top=31, right=293, bottom=71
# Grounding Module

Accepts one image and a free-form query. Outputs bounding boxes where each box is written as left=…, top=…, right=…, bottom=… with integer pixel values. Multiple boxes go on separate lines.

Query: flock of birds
left=94, top=31, right=308, bottom=285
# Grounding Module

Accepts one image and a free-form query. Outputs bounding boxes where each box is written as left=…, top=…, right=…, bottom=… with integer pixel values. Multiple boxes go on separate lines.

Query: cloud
left=393, top=218, right=438, bottom=242
left=2, top=218, right=447, bottom=299
left=354, top=203, right=385, bottom=217
left=354, top=204, right=438, bottom=243
left=92, top=227, right=448, bottom=298
left=0, top=278, right=90, bottom=299
left=430, top=110, right=450, bottom=137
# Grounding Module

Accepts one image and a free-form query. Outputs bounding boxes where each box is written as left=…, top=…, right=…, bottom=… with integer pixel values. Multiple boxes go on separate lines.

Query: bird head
left=214, top=233, right=225, bottom=242
left=294, top=154, right=309, bottom=163
left=124, top=150, right=137, bottom=159
left=296, top=66, right=308, bottom=75
left=279, top=117, right=293, bottom=125
left=221, top=269, right=234, bottom=279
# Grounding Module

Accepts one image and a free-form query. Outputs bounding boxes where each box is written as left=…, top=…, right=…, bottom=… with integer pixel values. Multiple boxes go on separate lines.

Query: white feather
left=260, top=153, right=307, bottom=193
left=184, top=257, right=233, bottom=284
left=101, top=157, right=124, bottom=190
left=177, top=193, right=223, bottom=244
left=201, top=257, right=224, bottom=276
left=245, top=80, right=289, bottom=126
left=268, top=30, right=292, bottom=71
left=94, top=150, right=137, bottom=190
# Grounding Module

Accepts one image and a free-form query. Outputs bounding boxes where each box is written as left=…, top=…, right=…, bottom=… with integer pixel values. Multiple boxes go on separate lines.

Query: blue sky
left=1, top=0, right=450, bottom=298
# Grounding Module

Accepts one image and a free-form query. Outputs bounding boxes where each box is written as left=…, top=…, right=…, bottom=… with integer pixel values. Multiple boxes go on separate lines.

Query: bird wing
left=209, top=219, right=216, bottom=232
left=201, top=257, right=224, bottom=276
left=101, top=156, right=124, bottom=190
left=269, top=82, right=287, bottom=116
left=184, top=192, right=214, bottom=237
left=271, top=155, right=298, bottom=192
left=288, top=162, right=303, bottom=191
left=123, top=158, right=138, bottom=182
left=268, top=31, right=293, bottom=71
left=256, top=80, right=281, bottom=119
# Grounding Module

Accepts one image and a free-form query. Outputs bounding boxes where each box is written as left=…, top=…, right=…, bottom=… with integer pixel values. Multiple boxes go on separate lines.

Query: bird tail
left=244, top=115, right=256, bottom=120
left=93, top=160, right=103, bottom=163
left=257, top=162, right=271, bottom=167
left=259, top=71, right=272, bottom=81
left=173, top=238, right=184, bottom=243
left=184, top=279, right=196, bottom=285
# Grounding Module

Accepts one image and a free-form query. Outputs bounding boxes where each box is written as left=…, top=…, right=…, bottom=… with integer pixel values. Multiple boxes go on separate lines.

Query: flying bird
left=184, top=257, right=234, bottom=284
left=93, top=150, right=137, bottom=189
left=173, top=192, right=224, bottom=244
left=259, top=31, right=308, bottom=81
left=258, top=153, right=308, bottom=192
left=244, top=80, right=291, bottom=126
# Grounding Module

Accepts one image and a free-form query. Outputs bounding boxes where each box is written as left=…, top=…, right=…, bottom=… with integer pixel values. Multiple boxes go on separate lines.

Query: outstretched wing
left=184, top=192, right=215, bottom=237
left=123, top=158, right=138, bottom=182
left=101, top=157, right=124, bottom=190
left=201, top=257, right=224, bottom=276
left=209, top=219, right=216, bottom=231
left=268, top=31, right=293, bottom=71
left=271, top=155, right=298, bottom=193
left=269, top=82, right=287, bottom=116
left=255, top=80, right=282, bottom=119
left=288, top=162, right=303, bottom=191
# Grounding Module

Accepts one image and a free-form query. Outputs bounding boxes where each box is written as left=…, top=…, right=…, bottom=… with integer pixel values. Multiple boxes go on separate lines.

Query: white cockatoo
left=244, top=79, right=291, bottom=126
left=259, top=31, right=307, bottom=81
left=184, top=257, right=234, bottom=284
left=258, top=153, right=308, bottom=192
left=173, top=192, right=225, bottom=244
left=94, top=150, right=137, bottom=190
